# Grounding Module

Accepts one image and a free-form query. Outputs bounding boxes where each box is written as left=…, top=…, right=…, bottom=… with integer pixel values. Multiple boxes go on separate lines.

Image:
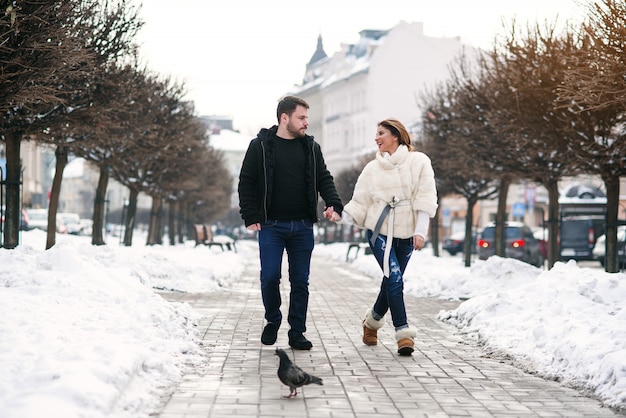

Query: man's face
left=285, top=105, right=309, bottom=138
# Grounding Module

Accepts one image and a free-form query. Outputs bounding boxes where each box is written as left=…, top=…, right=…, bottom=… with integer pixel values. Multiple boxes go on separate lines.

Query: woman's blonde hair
left=378, top=118, right=413, bottom=151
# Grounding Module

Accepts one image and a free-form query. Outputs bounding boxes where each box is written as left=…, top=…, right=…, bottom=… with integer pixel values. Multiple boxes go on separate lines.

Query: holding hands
left=323, top=206, right=341, bottom=222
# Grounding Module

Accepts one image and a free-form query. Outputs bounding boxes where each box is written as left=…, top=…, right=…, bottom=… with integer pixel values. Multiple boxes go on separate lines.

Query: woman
left=326, top=118, right=437, bottom=355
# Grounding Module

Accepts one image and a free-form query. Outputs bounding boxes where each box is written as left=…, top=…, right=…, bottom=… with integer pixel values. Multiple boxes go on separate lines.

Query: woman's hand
left=413, top=234, right=425, bottom=251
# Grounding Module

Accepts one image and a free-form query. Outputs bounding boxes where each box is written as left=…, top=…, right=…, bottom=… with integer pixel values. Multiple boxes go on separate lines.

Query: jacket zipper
left=261, top=140, right=268, bottom=223
left=311, top=142, right=319, bottom=222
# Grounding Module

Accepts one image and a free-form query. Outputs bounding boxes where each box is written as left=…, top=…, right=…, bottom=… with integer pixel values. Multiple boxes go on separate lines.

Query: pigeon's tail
left=309, top=375, right=323, bottom=386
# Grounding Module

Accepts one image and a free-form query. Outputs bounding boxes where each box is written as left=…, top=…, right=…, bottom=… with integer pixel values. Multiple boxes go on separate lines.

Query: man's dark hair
left=276, top=96, right=309, bottom=122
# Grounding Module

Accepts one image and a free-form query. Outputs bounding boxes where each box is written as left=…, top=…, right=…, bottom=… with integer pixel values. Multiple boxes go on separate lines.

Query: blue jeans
left=258, top=219, right=314, bottom=339
left=367, top=230, right=414, bottom=329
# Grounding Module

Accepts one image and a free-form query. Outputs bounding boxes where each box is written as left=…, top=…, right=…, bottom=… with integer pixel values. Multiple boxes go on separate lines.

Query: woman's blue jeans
left=367, top=230, right=414, bottom=329
left=258, top=219, right=314, bottom=339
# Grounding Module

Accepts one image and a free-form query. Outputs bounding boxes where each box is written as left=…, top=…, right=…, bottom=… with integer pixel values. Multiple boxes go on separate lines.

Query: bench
left=346, top=242, right=371, bottom=261
left=192, top=224, right=237, bottom=252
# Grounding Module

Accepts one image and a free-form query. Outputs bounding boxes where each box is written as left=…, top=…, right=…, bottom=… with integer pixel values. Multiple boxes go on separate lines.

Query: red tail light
left=511, top=239, right=525, bottom=248
left=588, top=227, right=594, bottom=245
left=478, top=239, right=489, bottom=248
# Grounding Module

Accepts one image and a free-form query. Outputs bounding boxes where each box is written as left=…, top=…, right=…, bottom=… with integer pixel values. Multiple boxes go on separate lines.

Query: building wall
left=14, top=141, right=50, bottom=209
left=368, top=22, right=463, bottom=125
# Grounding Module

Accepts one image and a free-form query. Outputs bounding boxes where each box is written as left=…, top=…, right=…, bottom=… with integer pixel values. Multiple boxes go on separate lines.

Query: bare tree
left=70, top=63, right=154, bottom=245
left=181, top=148, right=232, bottom=238
left=561, top=0, right=626, bottom=113
left=0, top=0, right=96, bottom=248
left=34, top=0, right=143, bottom=249
left=559, top=0, right=626, bottom=272
left=479, top=22, right=584, bottom=268
left=421, top=78, right=499, bottom=267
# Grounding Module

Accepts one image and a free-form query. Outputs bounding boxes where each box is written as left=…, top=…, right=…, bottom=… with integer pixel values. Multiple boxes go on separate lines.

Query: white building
left=292, top=21, right=471, bottom=175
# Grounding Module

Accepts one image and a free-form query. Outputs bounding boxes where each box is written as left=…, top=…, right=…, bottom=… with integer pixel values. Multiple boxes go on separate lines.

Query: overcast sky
left=131, top=0, right=588, bottom=136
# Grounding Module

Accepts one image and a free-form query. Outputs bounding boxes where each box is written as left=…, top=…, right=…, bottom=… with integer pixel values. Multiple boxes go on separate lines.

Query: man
left=238, top=95, right=343, bottom=350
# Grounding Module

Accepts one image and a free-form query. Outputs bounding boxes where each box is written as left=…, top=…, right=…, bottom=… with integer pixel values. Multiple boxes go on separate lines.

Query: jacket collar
left=376, top=144, right=409, bottom=169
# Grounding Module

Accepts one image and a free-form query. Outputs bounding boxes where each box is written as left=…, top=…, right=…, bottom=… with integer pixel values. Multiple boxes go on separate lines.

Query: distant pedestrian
left=238, top=95, right=343, bottom=350
left=325, top=118, right=437, bottom=355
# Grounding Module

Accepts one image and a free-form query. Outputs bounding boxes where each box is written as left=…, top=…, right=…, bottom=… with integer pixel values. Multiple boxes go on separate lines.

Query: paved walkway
left=157, top=244, right=621, bottom=418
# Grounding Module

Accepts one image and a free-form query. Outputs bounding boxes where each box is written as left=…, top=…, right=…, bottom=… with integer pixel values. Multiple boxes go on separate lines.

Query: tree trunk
left=2, top=131, right=22, bottom=249
left=182, top=201, right=191, bottom=243
left=546, top=179, right=559, bottom=269
left=146, top=196, right=161, bottom=245
left=123, top=188, right=138, bottom=247
left=168, top=200, right=176, bottom=246
left=495, top=177, right=510, bottom=257
left=92, top=166, right=109, bottom=245
left=430, top=206, right=440, bottom=257
left=603, top=175, right=620, bottom=273
left=45, top=146, right=69, bottom=249
left=156, top=201, right=164, bottom=245
left=463, top=195, right=478, bottom=268
left=177, top=204, right=184, bottom=244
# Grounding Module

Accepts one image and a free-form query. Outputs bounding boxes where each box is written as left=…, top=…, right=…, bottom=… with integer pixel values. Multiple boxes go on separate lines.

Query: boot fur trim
left=364, top=309, right=385, bottom=331
left=395, top=326, right=417, bottom=341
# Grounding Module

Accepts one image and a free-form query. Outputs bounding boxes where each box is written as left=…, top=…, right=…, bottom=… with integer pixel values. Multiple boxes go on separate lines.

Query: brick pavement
left=157, top=243, right=621, bottom=418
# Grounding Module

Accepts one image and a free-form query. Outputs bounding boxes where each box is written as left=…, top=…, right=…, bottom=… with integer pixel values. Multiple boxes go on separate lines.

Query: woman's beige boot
left=395, top=327, right=417, bottom=355
left=362, top=309, right=385, bottom=346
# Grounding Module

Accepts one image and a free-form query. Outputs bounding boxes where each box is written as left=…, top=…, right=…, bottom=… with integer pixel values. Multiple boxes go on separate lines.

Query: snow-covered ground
left=1, top=230, right=624, bottom=417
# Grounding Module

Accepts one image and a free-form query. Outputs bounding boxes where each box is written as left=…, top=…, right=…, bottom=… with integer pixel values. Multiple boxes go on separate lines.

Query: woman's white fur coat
left=343, top=145, right=438, bottom=239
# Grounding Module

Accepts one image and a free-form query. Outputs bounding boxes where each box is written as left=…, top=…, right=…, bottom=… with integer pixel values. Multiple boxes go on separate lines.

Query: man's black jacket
left=238, top=125, right=343, bottom=227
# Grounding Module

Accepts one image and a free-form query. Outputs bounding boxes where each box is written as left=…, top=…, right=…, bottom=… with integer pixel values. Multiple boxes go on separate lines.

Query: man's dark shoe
left=288, top=333, right=313, bottom=350
left=261, top=323, right=279, bottom=345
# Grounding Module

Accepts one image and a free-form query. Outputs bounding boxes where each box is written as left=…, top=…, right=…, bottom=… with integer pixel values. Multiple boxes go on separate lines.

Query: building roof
left=307, top=34, right=327, bottom=67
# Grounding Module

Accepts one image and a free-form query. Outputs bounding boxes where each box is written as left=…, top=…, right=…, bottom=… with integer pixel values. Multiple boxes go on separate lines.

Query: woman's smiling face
left=375, top=125, right=399, bottom=154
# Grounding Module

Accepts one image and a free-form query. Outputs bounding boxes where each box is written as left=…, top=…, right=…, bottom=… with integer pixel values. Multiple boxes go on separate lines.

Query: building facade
left=291, top=21, right=469, bottom=175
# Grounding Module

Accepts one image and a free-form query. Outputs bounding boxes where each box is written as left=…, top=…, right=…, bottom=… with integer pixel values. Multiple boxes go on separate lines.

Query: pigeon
left=275, top=348, right=323, bottom=398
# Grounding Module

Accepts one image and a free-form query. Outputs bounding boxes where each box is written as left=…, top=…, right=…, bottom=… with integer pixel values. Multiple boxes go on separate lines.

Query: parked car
left=442, top=230, right=477, bottom=256
left=58, top=212, right=82, bottom=235
left=477, top=221, right=544, bottom=267
left=79, top=219, right=93, bottom=236
left=559, top=217, right=603, bottom=262
left=24, top=208, right=68, bottom=233
left=592, top=226, right=626, bottom=267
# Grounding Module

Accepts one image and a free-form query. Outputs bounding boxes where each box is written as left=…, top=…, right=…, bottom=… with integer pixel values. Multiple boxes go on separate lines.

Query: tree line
left=419, top=0, right=625, bottom=273
left=1, top=0, right=231, bottom=249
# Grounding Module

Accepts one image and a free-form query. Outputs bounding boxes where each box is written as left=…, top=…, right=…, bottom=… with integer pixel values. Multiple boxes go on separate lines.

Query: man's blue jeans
left=258, top=219, right=314, bottom=339
left=367, top=230, right=414, bottom=329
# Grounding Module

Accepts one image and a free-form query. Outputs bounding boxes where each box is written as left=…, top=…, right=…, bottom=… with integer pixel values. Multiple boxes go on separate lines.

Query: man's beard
left=286, top=120, right=306, bottom=138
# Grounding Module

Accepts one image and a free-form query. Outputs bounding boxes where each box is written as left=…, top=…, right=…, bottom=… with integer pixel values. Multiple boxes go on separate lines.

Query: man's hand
left=323, top=206, right=341, bottom=222
left=247, top=223, right=261, bottom=232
